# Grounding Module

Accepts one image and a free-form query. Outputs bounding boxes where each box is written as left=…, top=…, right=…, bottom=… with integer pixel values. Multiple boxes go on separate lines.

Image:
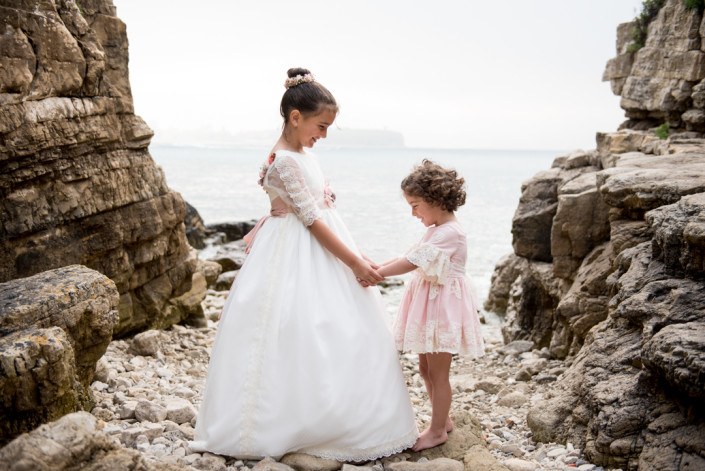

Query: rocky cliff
left=0, top=0, right=202, bottom=336
left=486, top=1, right=705, bottom=469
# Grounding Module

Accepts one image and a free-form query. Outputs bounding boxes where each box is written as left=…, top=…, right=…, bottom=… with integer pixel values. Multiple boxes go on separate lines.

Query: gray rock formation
left=0, top=411, right=185, bottom=470
left=0, top=0, right=201, bottom=337
left=603, top=0, right=705, bottom=132
left=485, top=1, right=705, bottom=467
left=0, top=265, right=119, bottom=444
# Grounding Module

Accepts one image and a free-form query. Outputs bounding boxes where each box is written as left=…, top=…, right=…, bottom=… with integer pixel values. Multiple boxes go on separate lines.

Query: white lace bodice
left=262, top=150, right=333, bottom=226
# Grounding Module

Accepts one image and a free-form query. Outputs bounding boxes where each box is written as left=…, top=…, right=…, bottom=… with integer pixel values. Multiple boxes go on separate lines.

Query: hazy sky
left=112, top=0, right=644, bottom=150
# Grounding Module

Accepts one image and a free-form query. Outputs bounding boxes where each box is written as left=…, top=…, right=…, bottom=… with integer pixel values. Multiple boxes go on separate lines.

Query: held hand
left=352, top=258, right=384, bottom=286
left=361, top=253, right=380, bottom=270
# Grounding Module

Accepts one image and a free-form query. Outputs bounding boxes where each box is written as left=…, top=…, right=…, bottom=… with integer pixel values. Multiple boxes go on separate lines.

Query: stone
left=200, top=259, right=224, bottom=287
left=409, top=411, right=484, bottom=462
left=484, top=254, right=529, bottom=314
left=206, top=220, right=258, bottom=243
left=501, top=458, right=536, bottom=471
left=253, top=457, right=296, bottom=471
left=474, top=377, right=504, bottom=395
left=184, top=201, right=210, bottom=249
left=386, top=458, right=463, bottom=471
left=94, top=356, right=110, bottom=384
left=134, top=400, right=167, bottom=423
left=208, top=241, right=247, bottom=272
left=164, top=397, right=197, bottom=425
left=464, top=444, right=511, bottom=470
left=497, top=392, right=529, bottom=408
left=193, top=452, right=228, bottom=471
left=215, top=270, right=239, bottom=291
left=0, top=411, right=184, bottom=470
left=132, top=330, right=162, bottom=356
left=499, top=341, right=534, bottom=356
left=280, top=453, right=342, bottom=471
left=500, top=443, right=524, bottom=457
left=0, top=265, right=120, bottom=443
left=118, top=401, right=138, bottom=420
left=0, top=327, right=78, bottom=443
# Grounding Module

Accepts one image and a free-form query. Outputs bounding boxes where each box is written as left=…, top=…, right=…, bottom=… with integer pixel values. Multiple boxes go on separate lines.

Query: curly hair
left=401, top=159, right=466, bottom=212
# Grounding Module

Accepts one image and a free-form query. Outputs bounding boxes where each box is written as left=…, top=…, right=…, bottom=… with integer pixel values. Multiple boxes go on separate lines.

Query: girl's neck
left=274, top=128, right=303, bottom=153
left=434, top=212, right=456, bottom=226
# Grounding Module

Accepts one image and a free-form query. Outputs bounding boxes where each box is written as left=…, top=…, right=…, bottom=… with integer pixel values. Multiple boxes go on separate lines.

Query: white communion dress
left=190, top=149, right=418, bottom=461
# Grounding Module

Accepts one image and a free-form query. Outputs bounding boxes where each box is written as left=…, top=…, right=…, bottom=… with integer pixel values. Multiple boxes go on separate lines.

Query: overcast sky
left=112, top=0, right=644, bottom=150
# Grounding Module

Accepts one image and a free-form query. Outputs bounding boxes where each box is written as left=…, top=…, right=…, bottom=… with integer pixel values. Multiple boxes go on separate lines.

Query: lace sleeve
left=406, top=242, right=452, bottom=284
left=266, top=155, right=321, bottom=226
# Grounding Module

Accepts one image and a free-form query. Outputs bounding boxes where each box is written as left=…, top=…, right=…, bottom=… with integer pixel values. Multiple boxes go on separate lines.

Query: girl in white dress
left=190, top=68, right=418, bottom=461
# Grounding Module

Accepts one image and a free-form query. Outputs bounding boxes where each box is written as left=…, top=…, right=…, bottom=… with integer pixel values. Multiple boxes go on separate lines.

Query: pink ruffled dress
left=393, top=220, right=485, bottom=356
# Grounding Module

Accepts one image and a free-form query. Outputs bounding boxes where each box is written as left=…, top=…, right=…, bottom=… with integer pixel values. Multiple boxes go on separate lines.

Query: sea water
left=150, top=145, right=559, bottom=308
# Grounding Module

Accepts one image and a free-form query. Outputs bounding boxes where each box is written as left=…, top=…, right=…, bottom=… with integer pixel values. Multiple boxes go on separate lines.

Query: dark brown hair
left=280, top=67, right=338, bottom=124
left=401, top=159, right=466, bottom=212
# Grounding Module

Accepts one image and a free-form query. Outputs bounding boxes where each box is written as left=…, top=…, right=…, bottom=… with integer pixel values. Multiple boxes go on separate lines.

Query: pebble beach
left=88, top=287, right=617, bottom=471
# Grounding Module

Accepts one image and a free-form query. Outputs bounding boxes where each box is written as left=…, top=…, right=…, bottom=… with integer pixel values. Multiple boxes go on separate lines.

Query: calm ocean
left=150, top=145, right=558, bottom=306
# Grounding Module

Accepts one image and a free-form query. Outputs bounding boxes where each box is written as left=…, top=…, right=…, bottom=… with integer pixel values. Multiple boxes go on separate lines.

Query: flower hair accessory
left=285, top=74, right=314, bottom=89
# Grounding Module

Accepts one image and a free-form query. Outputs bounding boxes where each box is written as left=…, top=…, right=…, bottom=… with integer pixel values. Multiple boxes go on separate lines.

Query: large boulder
left=0, top=411, right=185, bottom=470
left=0, top=0, right=199, bottom=337
left=0, top=265, right=119, bottom=444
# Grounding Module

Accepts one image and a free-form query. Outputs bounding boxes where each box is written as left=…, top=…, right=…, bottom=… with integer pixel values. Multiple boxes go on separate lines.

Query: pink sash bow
left=243, top=199, right=290, bottom=254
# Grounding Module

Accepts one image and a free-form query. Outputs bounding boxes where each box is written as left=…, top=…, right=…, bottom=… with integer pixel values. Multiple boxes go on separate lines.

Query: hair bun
left=287, top=67, right=311, bottom=78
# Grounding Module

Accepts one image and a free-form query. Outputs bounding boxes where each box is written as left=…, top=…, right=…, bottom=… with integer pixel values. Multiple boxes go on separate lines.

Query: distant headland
left=151, top=127, right=406, bottom=149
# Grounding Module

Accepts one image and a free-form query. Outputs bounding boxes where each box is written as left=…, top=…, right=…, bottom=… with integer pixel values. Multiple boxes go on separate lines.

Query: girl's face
left=290, top=107, right=336, bottom=149
left=404, top=193, right=446, bottom=227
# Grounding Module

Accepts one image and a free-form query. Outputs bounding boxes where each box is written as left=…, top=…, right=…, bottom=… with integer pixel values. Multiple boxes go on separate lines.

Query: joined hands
left=354, top=254, right=383, bottom=287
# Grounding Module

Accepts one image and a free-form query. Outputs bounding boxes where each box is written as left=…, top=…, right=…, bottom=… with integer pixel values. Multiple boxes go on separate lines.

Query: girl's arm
left=377, top=257, right=417, bottom=278
left=309, top=219, right=383, bottom=285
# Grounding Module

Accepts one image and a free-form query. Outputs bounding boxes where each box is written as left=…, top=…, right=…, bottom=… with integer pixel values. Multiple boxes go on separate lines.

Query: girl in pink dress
left=377, top=160, right=485, bottom=452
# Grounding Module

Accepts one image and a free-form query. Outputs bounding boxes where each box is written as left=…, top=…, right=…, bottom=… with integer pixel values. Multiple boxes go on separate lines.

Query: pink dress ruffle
left=393, top=221, right=485, bottom=357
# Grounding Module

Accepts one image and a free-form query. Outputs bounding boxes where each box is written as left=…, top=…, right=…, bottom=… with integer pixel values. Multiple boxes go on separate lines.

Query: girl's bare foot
left=446, top=417, right=454, bottom=433
left=412, top=427, right=448, bottom=452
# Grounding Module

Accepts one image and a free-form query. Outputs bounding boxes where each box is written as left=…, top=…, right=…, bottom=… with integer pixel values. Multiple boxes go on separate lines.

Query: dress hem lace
left=299, top=429, right=419, bottom=462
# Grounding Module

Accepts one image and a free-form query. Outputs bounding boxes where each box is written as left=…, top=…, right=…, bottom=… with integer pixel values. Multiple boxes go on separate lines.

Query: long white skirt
left=190, top=210, right=418, bottom=461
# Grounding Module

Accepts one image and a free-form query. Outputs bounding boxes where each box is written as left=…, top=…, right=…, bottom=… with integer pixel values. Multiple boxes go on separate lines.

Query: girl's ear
left=290, top=109, right=301, bottom=127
